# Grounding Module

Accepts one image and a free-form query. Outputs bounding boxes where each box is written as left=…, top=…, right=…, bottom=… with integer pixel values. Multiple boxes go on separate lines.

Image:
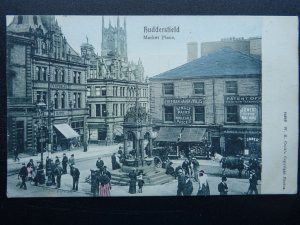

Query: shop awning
left=155, top=127, right=182, bottom=142
left=180, top=128, right=206, bottom=142
left=54, top=124, right=80, bottom=139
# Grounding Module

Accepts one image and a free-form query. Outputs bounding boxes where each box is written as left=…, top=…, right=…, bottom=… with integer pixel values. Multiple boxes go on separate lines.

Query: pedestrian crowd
left=93, top=157, right=112, bottom=197
left=17, top=151, right=259, bottom=196
left=17, top=153, right=81, bottom=192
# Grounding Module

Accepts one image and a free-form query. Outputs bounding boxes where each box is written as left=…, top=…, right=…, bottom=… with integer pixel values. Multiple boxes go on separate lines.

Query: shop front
left=223, top=95, right=261, bottom=157
left=223, top=126, right=261, bottom=157
left=53, top=123, right=80, bottom=150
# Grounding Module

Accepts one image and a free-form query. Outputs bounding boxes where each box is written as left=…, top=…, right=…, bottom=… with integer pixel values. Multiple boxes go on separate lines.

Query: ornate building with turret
left=7, top=15, right=88, bottom=154
left=83, top=17, right=149, bottom=145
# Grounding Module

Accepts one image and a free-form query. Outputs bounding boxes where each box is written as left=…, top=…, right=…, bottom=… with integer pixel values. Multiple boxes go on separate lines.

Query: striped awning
left=180, top=128, right=206, bottom=142
left=155, top=127, right=181, bottom=142
left=54, top=124, right=80, bottom=139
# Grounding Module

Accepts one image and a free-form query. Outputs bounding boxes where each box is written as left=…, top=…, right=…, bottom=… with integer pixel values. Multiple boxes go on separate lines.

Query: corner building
left=83, top=17, right=149, bottom=145
left=7, top=16, right=88, bottom=154
left=150, top=48, right=261, bottom=157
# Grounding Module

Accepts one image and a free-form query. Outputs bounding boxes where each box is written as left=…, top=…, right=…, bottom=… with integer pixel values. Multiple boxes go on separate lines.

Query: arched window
left=77, top=72, right=81, bottom=84
left=17, top=16, right=23, bottom=24
left=77, top=93, right=81, bottom=108
left=42, top=67, right=47, bottom=81
left=54, top=93, right=58, bottom=109
left=73, top=72, right=76, bottom=83
left=61, top=71, right=65, bottom=83
left=61, top=92, right=65, bottom=109
left=33, top=16, right=38, bottom=25
left=41, top=41, right=47, bottom=54
left=36, top=66, right=41, bottom=80
left=54, top=69, right=58, bottom=82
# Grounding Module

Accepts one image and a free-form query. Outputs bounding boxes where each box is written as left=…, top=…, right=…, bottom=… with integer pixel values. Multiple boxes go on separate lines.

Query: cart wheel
left=154, top=157, right=162, bottom=168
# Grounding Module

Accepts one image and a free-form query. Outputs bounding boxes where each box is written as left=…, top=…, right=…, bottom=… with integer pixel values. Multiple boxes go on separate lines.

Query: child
left=137, top=170, right=144, bottom=193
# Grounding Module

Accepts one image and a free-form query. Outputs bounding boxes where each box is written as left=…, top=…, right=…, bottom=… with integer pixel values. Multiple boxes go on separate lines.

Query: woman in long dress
left=99, top=173, right=111, bottom=197
left=128, top=169, right=137, bottom=194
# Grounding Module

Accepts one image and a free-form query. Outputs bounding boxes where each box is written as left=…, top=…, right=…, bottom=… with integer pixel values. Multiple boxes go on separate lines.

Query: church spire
left=101, top=16, right=104, bottom=50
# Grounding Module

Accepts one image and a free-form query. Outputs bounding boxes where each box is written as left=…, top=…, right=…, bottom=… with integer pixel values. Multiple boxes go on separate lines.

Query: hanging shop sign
left=239, top=105, right=259, bottom=123
left=175, top=105, right=192, bottom=124
left=165, top=97, right=205, bottom=105
left=225, top=95, right=261, bottom=104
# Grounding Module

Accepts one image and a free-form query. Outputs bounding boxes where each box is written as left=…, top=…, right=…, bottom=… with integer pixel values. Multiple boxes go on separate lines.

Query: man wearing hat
left=68, top=154, right=75, bottom=176
left=246, top=170, right=258, bottom=195
left=62, top=153, right=68, bottom=174
left=218, top=176, right=228, bottom=195
left=55, top=156, right=60, bottom=165
left=18, top=163, right=28, bottom=190
left=191, top=157, right=200, bottom=182
left=71, top=165, right=80, bottom=191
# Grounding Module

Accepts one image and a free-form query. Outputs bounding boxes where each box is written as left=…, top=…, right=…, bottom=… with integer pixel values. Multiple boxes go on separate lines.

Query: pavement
left=7, top=144, right=260, bottom=197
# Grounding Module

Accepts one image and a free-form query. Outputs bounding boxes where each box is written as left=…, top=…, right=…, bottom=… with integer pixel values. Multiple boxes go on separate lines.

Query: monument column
left=124, top=132, right=128, bottom=155
left=148, top=137, right=153, bottom=157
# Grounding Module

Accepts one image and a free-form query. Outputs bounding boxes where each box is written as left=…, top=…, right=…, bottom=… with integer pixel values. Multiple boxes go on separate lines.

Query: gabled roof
left=151, top=48, right=261, bottom=80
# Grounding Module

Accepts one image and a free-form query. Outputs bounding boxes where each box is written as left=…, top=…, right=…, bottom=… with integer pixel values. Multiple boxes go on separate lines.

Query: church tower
left=101, top=16, right=128, bottom=62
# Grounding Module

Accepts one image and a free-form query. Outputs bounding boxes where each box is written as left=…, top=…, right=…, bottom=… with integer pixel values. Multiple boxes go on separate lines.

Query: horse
left=214, top=153, right=245, bottom=178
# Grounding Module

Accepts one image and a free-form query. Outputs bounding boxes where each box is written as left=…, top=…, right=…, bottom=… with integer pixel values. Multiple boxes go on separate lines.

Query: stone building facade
left=7, top=15, right=88, bottom=154
left=84, top=17, right=149, bottom=145
left=150, top=48, right=261, bottom=157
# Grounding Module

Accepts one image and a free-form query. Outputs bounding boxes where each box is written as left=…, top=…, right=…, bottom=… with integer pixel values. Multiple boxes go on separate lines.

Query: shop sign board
left=239, top=105, right=259, bottom=123
left=224, top=129, right=261, bottom=135
left=175, top=105, right=192, bottom=124
left=165, top=97, right=205, bottom=105
left=225, top=95, right=261, bottom=104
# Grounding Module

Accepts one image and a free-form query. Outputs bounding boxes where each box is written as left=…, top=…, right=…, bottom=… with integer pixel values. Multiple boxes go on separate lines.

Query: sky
left=6, top=16, right=262, bottom=77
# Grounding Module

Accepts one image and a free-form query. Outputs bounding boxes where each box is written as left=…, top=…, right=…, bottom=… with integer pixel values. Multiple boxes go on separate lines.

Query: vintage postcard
left=6, top=15, right=298, bottom=197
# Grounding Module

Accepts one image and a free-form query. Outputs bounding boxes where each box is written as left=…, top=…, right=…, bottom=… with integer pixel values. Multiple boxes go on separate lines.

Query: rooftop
left=151, top=47, right=261, bottom=80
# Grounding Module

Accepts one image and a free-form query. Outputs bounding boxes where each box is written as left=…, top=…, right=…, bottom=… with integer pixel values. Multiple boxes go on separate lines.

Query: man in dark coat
left=68, top=154, right=75, bottom=176
left=50, top=160, right=56, bottom=185
left=247, top=170, right=258, bottom=195
left=191, top=157, right=200, bottom=182
left=33, top=163, right=45, bottom=186
left=177, top=169, right=185, bottom=196
left=111, top=153, right=117, bottom=170
left=218, top=176, right=228, bottom=195
left=18, top=163, right=28, bottom=190
left=182, top=159, right=191, bottom=176
left=54, top=164, right=63, bottom=188
left=128, top=169, right=137, bottom=194
left=55, top=156, right=60, bottom=165
left=72, top=166, right=80, bottom=191
left=183, top=174, right=193, bottom=196
left=14, top=147, right=20, bottom=162
left=62, top=153, right=68, bottom=174
left=45, top=156, right=51, bottom=175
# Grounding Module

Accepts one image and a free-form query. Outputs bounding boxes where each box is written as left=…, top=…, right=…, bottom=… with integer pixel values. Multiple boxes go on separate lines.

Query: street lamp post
left=36, top=99, right=47, bottom=168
